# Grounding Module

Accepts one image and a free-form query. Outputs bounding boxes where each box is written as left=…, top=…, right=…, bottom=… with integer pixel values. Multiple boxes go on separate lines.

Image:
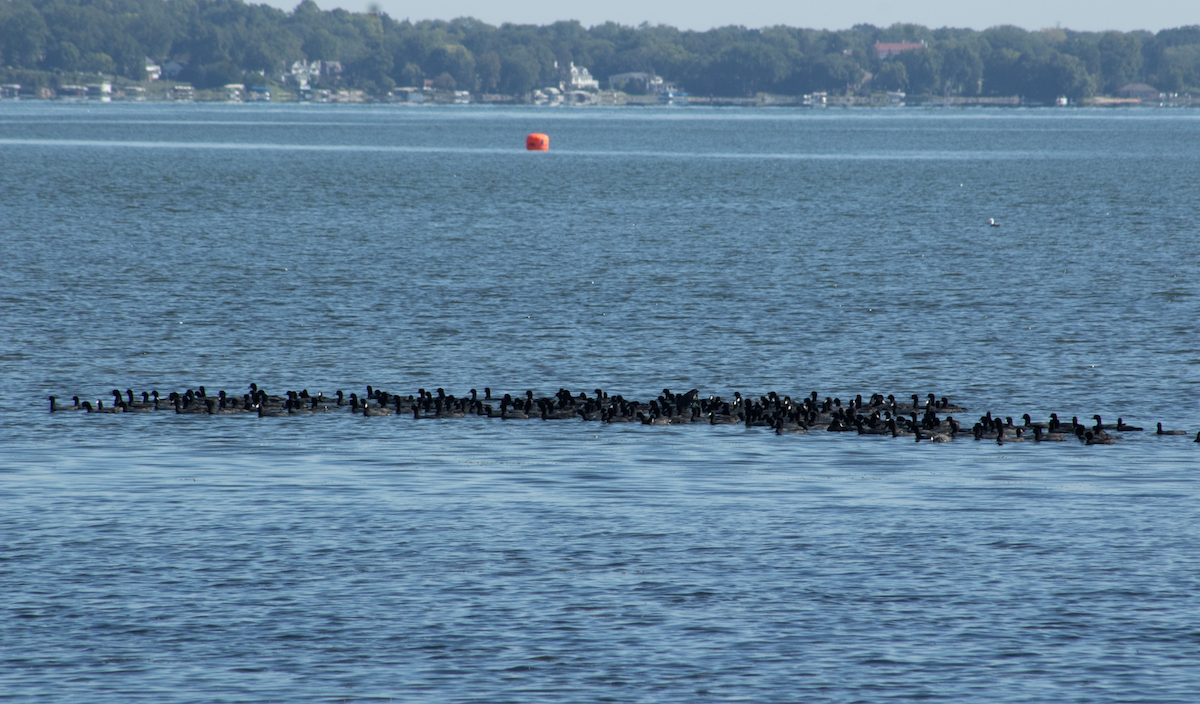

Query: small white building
left=224, top=83, right=244, bottom=101
left=145, top=59, right=161, bottom=81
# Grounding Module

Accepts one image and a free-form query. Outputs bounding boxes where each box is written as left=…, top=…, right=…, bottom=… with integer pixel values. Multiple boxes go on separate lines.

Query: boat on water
left=658, top=89, right=688, bottom=106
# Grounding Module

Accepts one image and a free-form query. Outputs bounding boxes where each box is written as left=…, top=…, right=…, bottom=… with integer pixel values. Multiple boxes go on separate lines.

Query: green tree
left=873, top=60, right=907, bottom=91
left=499, top=46, right=540, bottom=94
left=940, top=43, right=982, bottom=94
left=1153, top=45, right=1200, bottom=91
left=1098, top=30, right=1142, bottom=92
left=688, top=42, right=788, bottom=96
left=897, top=47, right=940, bottom=94
left=982, top=48, right=1023, bottom=96
left=477, top=49, right=501, bottom=92
left=81, top=51, right=116, bottom=74
left=425, top=45, right=475, bottom=91
left=303, top=28, right=341, bottom=60
left=1024, top=51, right=1094, bottom=101
left=183, top=60, right=243, bottom=88
left=397, top=61, right=422, bottom=87
left=0, top=1, right=50, bottom=68
left=347, top=43, right=394, bottom=92
left=785, top=52, right=863, bottom=94
left=45, top=41, right=82, bottom=71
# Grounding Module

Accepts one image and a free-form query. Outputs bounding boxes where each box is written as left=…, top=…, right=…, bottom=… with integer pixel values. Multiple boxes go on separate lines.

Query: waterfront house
left=607, top=71, right=665, bottom=94
left=563, top=62, right=599, bottom=91
left=163, top=60, right=186, bottom=79
left=875, top=41, right=926, bottom=58
left=86, top=83, right=112, bottom=101
left=57, top=85, right=87, bottom=100
left=1117, top=83, right=1160, bottom=100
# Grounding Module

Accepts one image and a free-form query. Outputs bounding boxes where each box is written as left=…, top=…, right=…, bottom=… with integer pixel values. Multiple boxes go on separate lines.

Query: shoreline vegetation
left=0, top=0, right=1198, bottom=106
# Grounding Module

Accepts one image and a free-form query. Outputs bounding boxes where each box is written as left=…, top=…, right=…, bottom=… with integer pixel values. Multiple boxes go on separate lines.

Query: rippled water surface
left=2, top=104, right=1200, bottom=702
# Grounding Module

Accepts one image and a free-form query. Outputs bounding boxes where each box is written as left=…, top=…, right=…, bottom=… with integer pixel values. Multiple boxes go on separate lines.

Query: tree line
left=1, top=0, right=1198, bottom=100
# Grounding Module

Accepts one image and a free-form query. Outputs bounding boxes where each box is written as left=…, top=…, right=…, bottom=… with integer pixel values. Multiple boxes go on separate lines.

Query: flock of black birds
left=48, top=385, right=1200, bottom=445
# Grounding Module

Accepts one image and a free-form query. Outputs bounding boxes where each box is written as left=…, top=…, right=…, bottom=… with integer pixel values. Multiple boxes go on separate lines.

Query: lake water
left=2, top=103, right=1199, bottom=702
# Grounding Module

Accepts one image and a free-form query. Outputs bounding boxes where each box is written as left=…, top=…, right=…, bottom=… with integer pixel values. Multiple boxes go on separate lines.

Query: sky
left=261, top=0, right=1197, bottom=32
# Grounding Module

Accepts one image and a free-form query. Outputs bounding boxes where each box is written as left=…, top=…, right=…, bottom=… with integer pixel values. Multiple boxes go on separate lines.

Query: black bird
left=49, top=396, right=82, bottom=412
left=1033, top=426, right=1065, bottom=442
left=1022, top=414, right=1048, bottom=430
left=1157, top=423, right=1188, bottom=435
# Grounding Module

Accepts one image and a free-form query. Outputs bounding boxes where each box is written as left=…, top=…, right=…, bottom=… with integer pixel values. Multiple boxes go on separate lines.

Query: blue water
left=2, top=103, right=1199, bottom=702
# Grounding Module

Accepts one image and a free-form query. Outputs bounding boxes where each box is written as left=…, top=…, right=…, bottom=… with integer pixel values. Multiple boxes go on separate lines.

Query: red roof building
left=875, top=41, right=926, bottom=59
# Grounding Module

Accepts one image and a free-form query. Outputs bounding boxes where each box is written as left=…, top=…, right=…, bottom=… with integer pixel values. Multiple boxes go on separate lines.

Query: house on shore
left=563, top=62, right=599, bottom=91
left=875, top=41, right=926, bottom=58
left=163, top=60, right=186, bottom=79
left=1117, top=83, right=1159, bottom=100
left=607, top=71, right=665, bottom=94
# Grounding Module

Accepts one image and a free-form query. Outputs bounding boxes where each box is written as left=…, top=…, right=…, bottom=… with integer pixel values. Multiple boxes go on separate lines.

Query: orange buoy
left=526, top=133, right=549, bottom=151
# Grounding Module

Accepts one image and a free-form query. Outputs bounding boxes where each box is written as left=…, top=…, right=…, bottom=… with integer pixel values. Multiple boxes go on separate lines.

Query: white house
left=289, top=60, right=322, bottom=89
left=565, top=62, right=599, bottom=91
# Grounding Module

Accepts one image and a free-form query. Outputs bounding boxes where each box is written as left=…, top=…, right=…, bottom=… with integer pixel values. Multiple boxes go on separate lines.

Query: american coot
left=1033, top=426, right=1065, bottom=441
left=49, top=396, right=82, bottom=412
left=1022, top=414, right=1048, bottom=430
left=53, top=383, right=1187, bottom=452
left=362, top=403, right=392, bottom=417
left=257, top=403, right=288, bottom=418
